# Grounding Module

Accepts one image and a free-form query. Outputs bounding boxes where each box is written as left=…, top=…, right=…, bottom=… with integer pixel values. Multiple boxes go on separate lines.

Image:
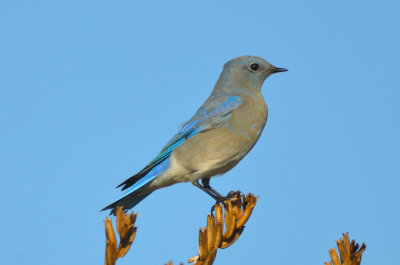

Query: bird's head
left=219, top=56, right=287, bottom=90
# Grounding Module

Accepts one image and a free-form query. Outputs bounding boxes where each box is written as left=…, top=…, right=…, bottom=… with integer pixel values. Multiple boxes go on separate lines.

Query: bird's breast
left=168, top=93, right=268, bottom=181
left=228, top=93, right=268, bottom=146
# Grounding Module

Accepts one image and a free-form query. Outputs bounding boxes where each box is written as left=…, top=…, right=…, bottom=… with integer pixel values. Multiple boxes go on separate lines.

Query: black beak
left=271, top=67, right=288, bottom=74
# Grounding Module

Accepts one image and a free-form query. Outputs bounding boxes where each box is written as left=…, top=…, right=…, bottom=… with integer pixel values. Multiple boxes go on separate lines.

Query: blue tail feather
left=116, top=128, right=199, bottom=191
left=102, top=191, right=152, bottom=215
left=101, top=158, right=170, bottom=214
left=123, top=158, right=170, bottom=195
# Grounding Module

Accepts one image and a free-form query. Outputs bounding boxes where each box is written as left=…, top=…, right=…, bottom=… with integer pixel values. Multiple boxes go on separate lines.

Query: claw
left=226, top=190, right=242, bottom=199
left=210, top=204, right=216, bottom=213
left=209, top=191, right=245, bottom=214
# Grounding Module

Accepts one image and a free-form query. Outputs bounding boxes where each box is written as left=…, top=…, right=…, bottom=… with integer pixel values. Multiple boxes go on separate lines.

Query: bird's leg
left=201, top=178, right=225, bottom=200
left=192, top=180, right=225, bottom=203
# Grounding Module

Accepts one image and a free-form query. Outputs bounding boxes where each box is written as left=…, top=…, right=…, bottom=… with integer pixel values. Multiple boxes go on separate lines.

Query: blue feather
left=114, top=96, right=242, bottom=192
left=120, top=157, right=170, bottom=198
left=116, top=127, right=199, bottom=191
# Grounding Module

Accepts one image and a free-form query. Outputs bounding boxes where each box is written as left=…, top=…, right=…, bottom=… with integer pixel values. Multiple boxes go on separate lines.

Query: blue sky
left=1, top=1, right=399, bottom=264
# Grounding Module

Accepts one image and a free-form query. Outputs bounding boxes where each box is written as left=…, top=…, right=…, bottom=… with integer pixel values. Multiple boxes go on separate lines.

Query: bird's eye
left=249, top=63, right=259, bottom=71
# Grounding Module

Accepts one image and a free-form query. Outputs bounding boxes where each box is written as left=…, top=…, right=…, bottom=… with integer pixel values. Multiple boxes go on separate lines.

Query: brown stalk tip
left=104, top=207, right=139, bottom=265
left=105, top=218, right=117, bottom=265
left=117, top=226, right=137, bottom=258
left=222, top=210, right=236, bottom=240
left=198, top=227, right=207, bottom=260
left=187, top=255, right=200, bottom=264
left=189, top=191, right=259, bottom=265
left=105, top=218, right=117, bottom=246
left=236, top=196, right=258, bottom=228
left=327, top=233, right=366, bottom=265
left=116, top=209, right=138, bottom=258
left=220, top=226, right=245, bottom=249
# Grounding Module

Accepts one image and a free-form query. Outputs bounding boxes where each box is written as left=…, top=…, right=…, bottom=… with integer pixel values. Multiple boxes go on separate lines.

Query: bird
left=102, top=55, right=287, bottom=215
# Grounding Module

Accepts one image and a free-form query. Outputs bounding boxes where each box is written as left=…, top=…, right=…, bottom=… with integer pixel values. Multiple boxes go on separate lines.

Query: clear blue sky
left=1, top=1, right=399, bottom=265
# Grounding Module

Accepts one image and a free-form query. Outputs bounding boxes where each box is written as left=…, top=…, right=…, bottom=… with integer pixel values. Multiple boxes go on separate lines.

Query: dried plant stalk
left=188, top=192, right=259, bottom=265
left=103, top=195, right=367, bottom=265
left=105, top=218, right=117, bottom=265
left=104, top=207, right=138, bottom=265
left=325, top=233, right=366, bottom=265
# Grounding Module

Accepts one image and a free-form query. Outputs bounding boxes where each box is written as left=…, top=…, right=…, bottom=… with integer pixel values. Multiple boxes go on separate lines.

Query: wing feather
left=116, top=95, right=243, bottom=191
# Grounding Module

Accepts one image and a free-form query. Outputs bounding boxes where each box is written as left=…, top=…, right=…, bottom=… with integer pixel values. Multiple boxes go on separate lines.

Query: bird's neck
left=212, top=81, right=260, bottom=95
left=213, top=73, right=262, bottom=95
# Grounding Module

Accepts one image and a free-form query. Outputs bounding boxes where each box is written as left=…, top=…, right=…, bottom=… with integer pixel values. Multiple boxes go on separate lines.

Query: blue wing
left=115, top=95, right=243, bottom=192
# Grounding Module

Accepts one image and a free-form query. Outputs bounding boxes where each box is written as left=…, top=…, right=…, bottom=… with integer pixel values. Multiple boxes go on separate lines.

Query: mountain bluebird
left=102, top=55, right=287, bottom=215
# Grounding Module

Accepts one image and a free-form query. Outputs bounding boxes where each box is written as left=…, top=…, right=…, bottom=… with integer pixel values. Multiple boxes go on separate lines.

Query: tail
left=102, top=157, right=171, bottom=215
left=101, top=189, right=153, bottom=215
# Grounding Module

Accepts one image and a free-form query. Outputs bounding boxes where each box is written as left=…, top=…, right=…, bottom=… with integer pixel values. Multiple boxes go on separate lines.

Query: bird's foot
left=226, top=190, right=243, bottom=199
left=210, top=191, right=242, bottom=213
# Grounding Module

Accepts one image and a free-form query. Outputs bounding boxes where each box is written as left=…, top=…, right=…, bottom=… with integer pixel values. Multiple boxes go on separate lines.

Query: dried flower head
left=188, top=192, right=258, bottom=265
left=104, top=207, right=138, bottom=265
